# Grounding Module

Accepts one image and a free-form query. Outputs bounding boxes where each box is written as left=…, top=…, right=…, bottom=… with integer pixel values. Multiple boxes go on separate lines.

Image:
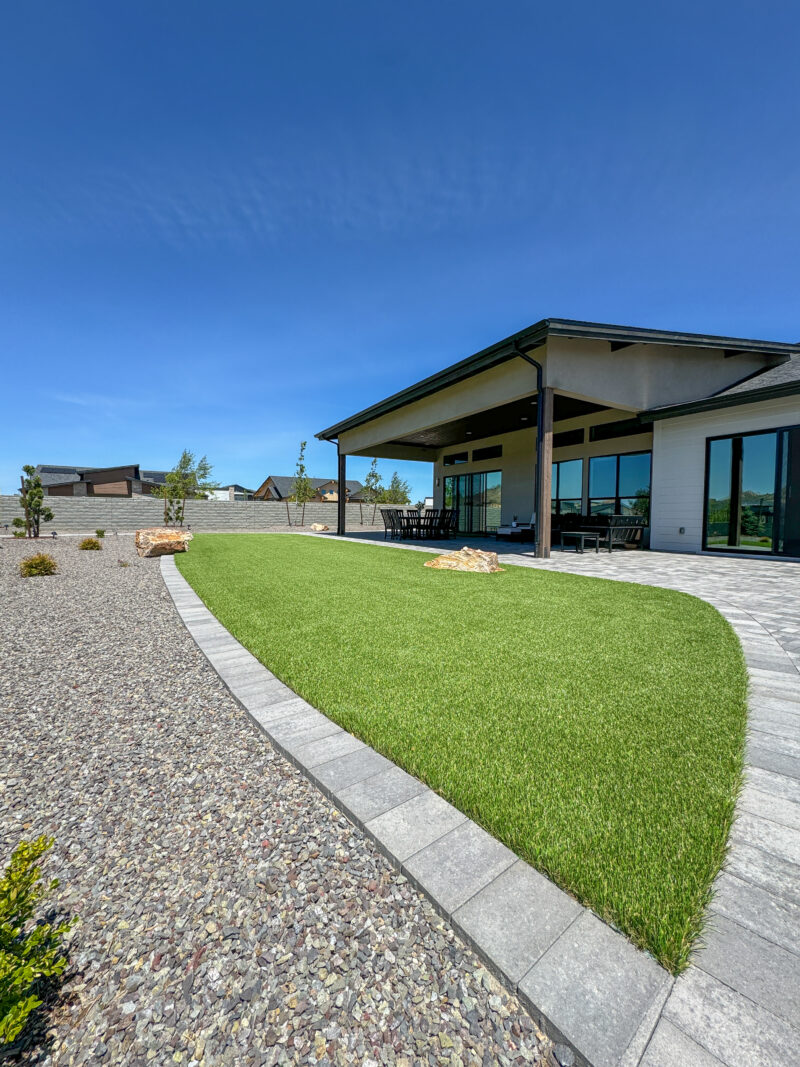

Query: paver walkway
left=336, top=533, right=800, bottom=1065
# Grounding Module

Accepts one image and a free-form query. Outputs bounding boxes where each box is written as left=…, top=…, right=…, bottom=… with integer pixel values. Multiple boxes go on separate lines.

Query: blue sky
left=1, top=2, right=798, bottom=499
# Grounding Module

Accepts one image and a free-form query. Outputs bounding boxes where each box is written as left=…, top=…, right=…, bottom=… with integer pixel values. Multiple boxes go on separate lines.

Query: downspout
left=513, top=341, right=545, bottom=558
left=330, top=437, right=347, bottom=537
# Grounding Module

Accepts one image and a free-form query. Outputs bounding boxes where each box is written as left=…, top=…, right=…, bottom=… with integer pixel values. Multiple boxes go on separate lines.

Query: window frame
left=551, top=458, right=584, bottom=516
left=587, top=450, right=652, bottom=520
left=701, top=422, right=800, bottom=555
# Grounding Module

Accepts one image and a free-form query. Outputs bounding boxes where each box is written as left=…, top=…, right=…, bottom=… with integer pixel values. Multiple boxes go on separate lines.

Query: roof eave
left=642, top=381, right=800, bottom=422
left=315, top=317, right=799, bottom=441
left=315, top=320, right=550, bottom=440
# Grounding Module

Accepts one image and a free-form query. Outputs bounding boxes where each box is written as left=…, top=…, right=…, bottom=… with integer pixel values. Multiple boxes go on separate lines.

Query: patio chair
left=434, top=510, right=451, bottom=539
left=381, top=508, right=402, bottom=540
left=578, top=515, right=646, bottom=551
left=418, top=510, right=438, bottom=538
left=496, top=512, right=536, bottom=541
left=398, top=512, right=419, bottom=539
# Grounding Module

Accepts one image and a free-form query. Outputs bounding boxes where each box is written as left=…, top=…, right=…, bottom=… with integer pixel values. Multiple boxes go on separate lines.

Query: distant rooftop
left=35, top=464, right=170, bottom=487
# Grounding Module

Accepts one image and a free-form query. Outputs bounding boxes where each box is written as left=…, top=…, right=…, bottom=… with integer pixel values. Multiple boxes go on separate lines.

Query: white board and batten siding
left=650, top=395, right=800, bottom=553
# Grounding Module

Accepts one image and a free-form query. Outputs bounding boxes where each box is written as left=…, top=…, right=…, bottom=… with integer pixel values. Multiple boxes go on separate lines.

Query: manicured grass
left=177, top=534, right=747, bottom=972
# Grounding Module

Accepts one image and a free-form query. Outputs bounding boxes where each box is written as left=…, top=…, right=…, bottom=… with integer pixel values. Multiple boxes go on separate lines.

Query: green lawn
left=177, top=534, right=747, bottom=972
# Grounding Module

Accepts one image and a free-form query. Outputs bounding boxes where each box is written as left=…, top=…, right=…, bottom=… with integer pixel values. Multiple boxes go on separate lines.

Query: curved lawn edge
left=176, top=534, right=749, bottom=973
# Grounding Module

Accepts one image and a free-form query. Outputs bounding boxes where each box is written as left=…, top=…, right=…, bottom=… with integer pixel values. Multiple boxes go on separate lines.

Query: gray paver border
left=160, top=544, right=799, bottom=1067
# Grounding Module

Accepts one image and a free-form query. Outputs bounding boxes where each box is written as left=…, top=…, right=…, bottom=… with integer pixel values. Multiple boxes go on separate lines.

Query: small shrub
left=78, top=538, right=102, bottom=551
left=13, top=531, right=26, bottom=539
left=94, top=529, right=105, bottom=539
left=118, top=559, right=130, bottom=568
left=19, top=554, right=57, bottom=578
left=0, top=836, right=75, bottom=1047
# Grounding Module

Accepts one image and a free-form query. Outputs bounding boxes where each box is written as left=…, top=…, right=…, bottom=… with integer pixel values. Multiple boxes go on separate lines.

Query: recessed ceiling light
left=466, top=431, right=472, bottom=435
left=521, top=416, right=528, bottom=421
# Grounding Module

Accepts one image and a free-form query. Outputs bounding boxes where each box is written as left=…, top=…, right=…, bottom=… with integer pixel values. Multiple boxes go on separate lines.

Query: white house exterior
left=317, top=318, right=800, bottom=559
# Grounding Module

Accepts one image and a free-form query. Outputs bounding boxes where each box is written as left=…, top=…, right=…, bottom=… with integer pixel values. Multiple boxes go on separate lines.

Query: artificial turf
left=177, top=534, right=748, bottom=972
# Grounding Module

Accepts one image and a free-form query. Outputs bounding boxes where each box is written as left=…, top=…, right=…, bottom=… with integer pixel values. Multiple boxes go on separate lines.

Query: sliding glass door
left=704, top=425, right=800, bottom=556
left=444, top=471, right=502, bottom=534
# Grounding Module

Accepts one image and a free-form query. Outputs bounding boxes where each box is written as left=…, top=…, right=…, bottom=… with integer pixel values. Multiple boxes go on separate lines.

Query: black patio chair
left=399, top=512, right=419, bottom=539
left=434, top=510, right=451, bottom=539
left=417, top=511, right=438, bottom=538
left=381, top=508, right=403, bottom=540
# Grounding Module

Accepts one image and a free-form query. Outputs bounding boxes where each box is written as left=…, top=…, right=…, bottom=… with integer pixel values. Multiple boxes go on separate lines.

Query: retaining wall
left=0, top=496, right=386, bottom=533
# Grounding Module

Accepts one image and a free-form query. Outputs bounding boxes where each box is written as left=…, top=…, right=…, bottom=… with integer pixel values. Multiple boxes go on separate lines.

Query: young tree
left=12, top=466, right=54, bottom=538
left=290, top=441, right=315, bottom=525
left=381, top=472, right=411, bottom=505
left=151, top=450, right=218, bottom=526
left=360, top=458, right=384, bottom=523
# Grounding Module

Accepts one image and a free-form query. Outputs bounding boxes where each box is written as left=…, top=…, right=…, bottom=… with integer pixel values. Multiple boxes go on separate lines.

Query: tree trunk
left=20, top=476, right=31, bottom=538
left=285, top=500, right=291, bottom=526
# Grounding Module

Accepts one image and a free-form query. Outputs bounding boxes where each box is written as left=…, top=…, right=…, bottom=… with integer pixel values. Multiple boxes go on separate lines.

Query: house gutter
left=513, top=341, right=546, bottom=558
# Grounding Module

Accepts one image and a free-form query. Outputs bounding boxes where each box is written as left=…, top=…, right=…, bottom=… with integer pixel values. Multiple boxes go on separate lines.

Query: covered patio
left=317, top=318, right=787, bottom=557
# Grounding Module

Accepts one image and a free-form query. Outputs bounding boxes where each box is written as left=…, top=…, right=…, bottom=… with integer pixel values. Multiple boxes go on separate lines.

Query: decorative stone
left=309, top=523, right=329, bottom=531
left=134, top=527, right=193, bottom=557
left=423, top=546, right=504, bottom=573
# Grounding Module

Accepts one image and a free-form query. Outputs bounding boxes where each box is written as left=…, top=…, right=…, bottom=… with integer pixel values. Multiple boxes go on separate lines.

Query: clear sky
left=2, top=1, right=798, bottom=499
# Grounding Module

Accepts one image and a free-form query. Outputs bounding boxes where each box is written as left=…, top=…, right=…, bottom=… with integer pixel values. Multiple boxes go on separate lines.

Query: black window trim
left=701, top=420, right=800, bottom=555
left=471, top=443, right=503, bottom=462
left=551, top=457, right=584, bottom=516
left=587, top=449, right=652, bottom=520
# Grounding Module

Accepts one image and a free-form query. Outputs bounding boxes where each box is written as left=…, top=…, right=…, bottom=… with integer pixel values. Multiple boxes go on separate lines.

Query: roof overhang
left=642, top=380, right=800, bottom=422
left=316, top=318, right=798, bottom=441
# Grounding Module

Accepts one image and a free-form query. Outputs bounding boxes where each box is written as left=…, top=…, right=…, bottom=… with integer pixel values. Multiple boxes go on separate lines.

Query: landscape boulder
left=310, top=523, right=329, bottom=532
left=135, top=527, right=193, bottom=558
left=423, top=546, right=504, bottom=573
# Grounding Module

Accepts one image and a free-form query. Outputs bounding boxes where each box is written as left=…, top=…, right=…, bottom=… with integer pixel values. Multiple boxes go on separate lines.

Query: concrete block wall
left=0, top=496, right=386, bottom=533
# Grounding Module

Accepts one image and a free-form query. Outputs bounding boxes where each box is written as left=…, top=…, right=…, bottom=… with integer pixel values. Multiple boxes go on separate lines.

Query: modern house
left=36, top=464, right=169, bottom=497
left=253, top=475, right=365, bottom=502
left=316, top=318, right=800, bottom=558
left=207, top=484, right=255, bottom=501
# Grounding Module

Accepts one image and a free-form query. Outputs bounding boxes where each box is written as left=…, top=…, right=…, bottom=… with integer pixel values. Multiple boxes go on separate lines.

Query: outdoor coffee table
left=561, top=531, right=601, bottom=553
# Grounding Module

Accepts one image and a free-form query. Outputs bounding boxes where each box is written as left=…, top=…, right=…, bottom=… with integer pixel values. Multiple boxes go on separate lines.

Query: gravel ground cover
left=0, top=537, right=553, bottom=1067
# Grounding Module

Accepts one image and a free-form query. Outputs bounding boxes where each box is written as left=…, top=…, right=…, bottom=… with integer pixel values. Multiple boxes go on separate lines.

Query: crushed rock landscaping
left=0, top=536, right=553, bottom=1066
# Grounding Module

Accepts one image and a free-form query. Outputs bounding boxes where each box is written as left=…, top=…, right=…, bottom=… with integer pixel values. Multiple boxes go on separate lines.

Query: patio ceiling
left=388, top=393, right=609, bottom=450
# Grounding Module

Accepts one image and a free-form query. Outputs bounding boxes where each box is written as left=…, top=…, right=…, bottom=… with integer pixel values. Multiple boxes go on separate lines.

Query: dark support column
left=536, top=387, right=554, bottom=558
left=337, top=447, right=347, bottom=537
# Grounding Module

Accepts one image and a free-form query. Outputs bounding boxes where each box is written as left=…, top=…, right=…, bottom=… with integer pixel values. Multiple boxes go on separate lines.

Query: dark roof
left=316, top=318, right=800, bottom=440
left=262, top=476, right=364, bottom=499
left=643, top=352, right=800, bottom=421
left=36, top=464, right=170, bottom=486
left=36, top=465, right=83, bottom=486
left=141, top=470, right=169, bottom=485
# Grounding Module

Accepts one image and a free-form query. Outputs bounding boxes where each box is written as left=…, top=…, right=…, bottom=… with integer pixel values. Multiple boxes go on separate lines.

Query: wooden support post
left=536, top=387, right=553, bottom=558
left=337, top=448, right=347, bottom=537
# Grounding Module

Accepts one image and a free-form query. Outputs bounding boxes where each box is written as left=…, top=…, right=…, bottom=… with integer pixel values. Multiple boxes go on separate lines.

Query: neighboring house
left=316, top=317, right=800, bottom=558
left=207, top=485, right=255, bottom=501
left=36, top=464, right=169, bottom=497
left=253, top=475, right=364, bottom=502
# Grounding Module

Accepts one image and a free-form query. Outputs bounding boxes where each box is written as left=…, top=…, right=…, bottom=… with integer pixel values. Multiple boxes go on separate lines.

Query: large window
left=444, top=471, right=502, bottom=533
left=551, top=459, right=583, bottom=515
left=588, top=451, right=651, bottom=519
left=704, top=425, right=800, bottom=556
